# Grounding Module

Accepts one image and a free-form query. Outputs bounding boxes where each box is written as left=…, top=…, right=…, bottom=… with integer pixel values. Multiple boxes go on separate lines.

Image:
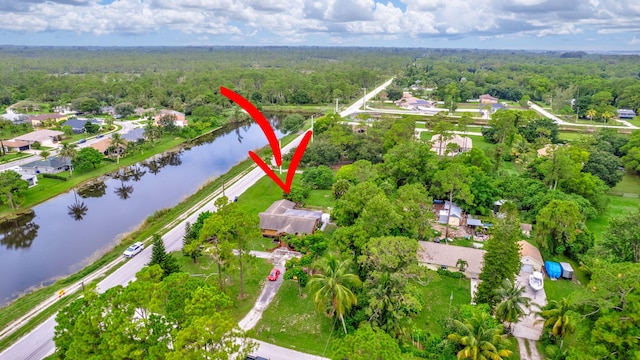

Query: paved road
left=0, top=82, right=395, bottom=360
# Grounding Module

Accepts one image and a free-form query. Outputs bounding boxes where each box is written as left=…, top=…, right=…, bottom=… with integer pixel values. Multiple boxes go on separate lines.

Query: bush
left=31, top=141, right=41, bottom=150
left=42, top=173, right=67, bottom=181
left=437, top=268, right=464, bottom=278
left=282, top=114, right=305, bottom=133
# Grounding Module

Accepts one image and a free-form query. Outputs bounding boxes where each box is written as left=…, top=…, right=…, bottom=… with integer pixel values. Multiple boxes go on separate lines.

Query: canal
left=0, top=120, right=284, bottom=306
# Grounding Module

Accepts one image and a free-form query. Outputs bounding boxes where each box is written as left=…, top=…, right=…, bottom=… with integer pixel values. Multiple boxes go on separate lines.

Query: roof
left=122, top=128, right=145, bottom=141
left=90, top=138, right=112, bottom=153
left=418, top=241, right=486, bottom=275
left=3, top=140, right=30, bottom=148
left=520, top=223, right=532, bottom=232
left=62, top=119, right=100, bottom=129
left=14, top=130, right=64, bottom=143
left=479, top=94, right=498, bottom=100
left=29, top=113, right=65, bottom=121
left=467, top=218, right=483, bottom=226
left=259, top=199, right=323, bottom=235
left=617, top=109, right=636, bottom=115
left=438, top=200, right=462, bottom=223
left=536, top=144, right=556, bottom=157
left=518, top=240, right=543, bottom=266
left=20, top=156, right=71, bottom=169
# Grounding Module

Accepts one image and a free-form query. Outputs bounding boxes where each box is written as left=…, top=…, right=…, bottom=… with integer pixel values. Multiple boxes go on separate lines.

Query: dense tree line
left=395, top=49, right=640, bottom=120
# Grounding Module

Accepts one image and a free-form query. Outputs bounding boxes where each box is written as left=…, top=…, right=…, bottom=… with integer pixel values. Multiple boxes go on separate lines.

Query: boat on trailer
left=529, top=271, right=544, bottom=292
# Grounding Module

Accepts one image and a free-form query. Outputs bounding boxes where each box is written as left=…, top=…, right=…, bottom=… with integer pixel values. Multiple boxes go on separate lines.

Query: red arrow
left=220, top=86, right=312, bottom=194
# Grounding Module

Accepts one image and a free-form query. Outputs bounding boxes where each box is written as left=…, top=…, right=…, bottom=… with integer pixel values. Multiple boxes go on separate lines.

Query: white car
left=123, top=242, right=144, bottom=258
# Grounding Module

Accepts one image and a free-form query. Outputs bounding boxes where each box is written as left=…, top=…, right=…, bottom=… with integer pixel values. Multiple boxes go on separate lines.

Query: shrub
left=437, top=268, right=464, bottom=278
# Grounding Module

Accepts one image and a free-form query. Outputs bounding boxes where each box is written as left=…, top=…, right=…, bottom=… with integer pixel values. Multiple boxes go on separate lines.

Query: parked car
left=123, top=242, right=144, bottom=258
left=246, top=356, right=269, bottom=360
left=77, top=138, right=87, bottom=144
left=267, top=268, right=281, bottom=281
left=96, top=134, right=104, bottom=138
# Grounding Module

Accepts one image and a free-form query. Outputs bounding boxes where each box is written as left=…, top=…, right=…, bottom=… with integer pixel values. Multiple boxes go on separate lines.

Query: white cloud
left=0, top=0, right=638, bottom=47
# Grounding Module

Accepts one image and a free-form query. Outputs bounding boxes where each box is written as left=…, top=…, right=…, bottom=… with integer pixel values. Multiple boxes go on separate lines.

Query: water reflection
left=77, top=179, right=107, bottom=199
left=0, top=210, right=39, bottom=249
left=67, top=190, right=88, bottom=221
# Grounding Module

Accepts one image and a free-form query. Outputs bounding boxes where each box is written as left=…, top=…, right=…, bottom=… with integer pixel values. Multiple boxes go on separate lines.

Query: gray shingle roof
left=21, top=156, right=71, bottom=169
left=418, top=241, right=486, bottom=275
left=259, top=199, right=322, bottom=235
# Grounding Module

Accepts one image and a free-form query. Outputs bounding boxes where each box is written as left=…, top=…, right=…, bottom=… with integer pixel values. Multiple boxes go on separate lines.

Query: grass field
left=587, top=195, right=640, bottom=243
left=611, top=173, right=640, bottom=195
left=251, top=281, right=336, bottom=356
left=175, top=250, right=275, bottom=322
left=414, top=273, right=471, bottom=336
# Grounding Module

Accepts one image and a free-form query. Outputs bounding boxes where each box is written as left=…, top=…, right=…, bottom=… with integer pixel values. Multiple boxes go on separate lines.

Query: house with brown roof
left=518, top=240, right=544, bottom=272
left=154, top=109, right=187, bottom=127
left=479, top=94, right=499, bottom=104
left=2, top=140, right=31, bottom=152
left=14, top=130, right=64, bottom=147
left=258, top=199, right=323, bottom=237
left=90, top=138, right=113, bottom=154
left=418, top=241, right=486, bottom=279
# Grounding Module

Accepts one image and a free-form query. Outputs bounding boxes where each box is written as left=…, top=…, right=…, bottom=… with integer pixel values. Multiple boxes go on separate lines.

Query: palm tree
left=457, top=113, right=473, bottom=151
left=601, top=110, right=614, bottom=124
left=109, top=133, right=126, bottom=164
left=39, top=150, right=51, bottom=161
left=58, top=142, right=78, bottom=176
left=586, top=109, right=597, bottom=124
left=494, top=278, right=531, bottom=334
left=308, top=254, right=362, bottom=334
left=456, top=259, right=469, bottom=273
left=143, top=123, right=161, bottom=147
left=535, top=298, right=575, bottom=348
left=448, top=311, right=513, bottom=360
left=67, top=189, right=88, bottom=221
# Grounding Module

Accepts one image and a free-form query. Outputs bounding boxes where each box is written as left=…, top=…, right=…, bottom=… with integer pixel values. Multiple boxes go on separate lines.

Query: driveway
left=512, top=270, right=546, bottom=360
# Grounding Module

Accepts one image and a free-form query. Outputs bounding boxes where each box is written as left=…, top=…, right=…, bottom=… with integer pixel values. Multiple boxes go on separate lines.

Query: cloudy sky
left=0, top=0, right=639, bottom=51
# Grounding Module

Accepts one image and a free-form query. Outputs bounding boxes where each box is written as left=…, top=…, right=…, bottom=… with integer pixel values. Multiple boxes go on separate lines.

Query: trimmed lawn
left=251, top=281, right=335, bottom=356
left=558, top=131, right=588, bottom=142
left=175, top=250, right=274, bottom=322
left=587, top=195, right=640, bottom=243
left=414, top=273, right=471, bottom=336
left=611, top=173, right=640, bottom=195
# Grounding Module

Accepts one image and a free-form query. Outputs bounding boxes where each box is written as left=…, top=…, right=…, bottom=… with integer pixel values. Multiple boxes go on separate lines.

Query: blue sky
left=0, top=0, right=638, bottom=51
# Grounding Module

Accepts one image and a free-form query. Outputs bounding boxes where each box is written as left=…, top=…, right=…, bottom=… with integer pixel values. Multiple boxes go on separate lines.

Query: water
left=0, top=120, right=285, bottom=306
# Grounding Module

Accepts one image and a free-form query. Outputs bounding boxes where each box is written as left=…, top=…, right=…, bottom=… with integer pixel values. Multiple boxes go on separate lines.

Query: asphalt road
left=0, top=81, right=394, bottom=360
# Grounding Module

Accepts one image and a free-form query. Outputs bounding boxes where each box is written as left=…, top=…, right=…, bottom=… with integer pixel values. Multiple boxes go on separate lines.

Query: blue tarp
left=545, top=261, right=562, bottom=279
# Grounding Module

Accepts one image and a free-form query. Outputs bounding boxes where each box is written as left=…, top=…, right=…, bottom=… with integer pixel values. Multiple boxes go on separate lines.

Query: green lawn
left=251, top=281, right=336, bottom=357
left=557, top=131, right=588, bottom=142
left=414, top=273, right=471, bottom=336
left=611, top=173, right=640, bottom=195
left=587, top=195, right=640, bottom=243
left=175, top=250, right=274, bottom=322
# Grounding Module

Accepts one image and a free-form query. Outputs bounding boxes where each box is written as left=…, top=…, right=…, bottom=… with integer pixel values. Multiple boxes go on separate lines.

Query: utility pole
left=362, top=88, right=366, bottom=109
left=311, top=116, right=314, bottom=143
left=335, top=98, right=339, bottom=113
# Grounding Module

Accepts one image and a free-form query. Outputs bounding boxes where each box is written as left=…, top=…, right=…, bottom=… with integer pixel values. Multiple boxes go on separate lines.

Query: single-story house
left=90, top=138, right=114, bottom=155
left=438, top=200, right=463, bottom=226
left=14, top=130, right=64, bottom=147
left=480, top=103, right=505, bottom=114
left=1, top=168, right=38, bottom=187
left=479, top=94, right=499, bottom=104
left=258, top=199, right=323, bottom=237
left=518, top=240, right=544, bottom=272
left=154, top=109, right=187, bottom=127
left=418, top=241, right=486, bottom=279
left=618, top=109, right=636, bottom=119
left=61, top=119, right=102, bottom=134
left=430, top=134, right=473, bottom=156
left=27, top=113, right=68, bottom=127
left=466, top=215, right=484, bottom=230
left=2, top=140, right=31, bottom=152
left=20, top=156, right=71, bottom=175
left=520, top=223, right=532, bottom=237
left=123, top=128, right=145, bottom=142
left=1, top=113, right=30, bottom=124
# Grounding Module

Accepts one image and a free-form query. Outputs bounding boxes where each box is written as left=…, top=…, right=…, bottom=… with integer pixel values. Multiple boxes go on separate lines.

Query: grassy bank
left=0, top=126, right=307, bottom=351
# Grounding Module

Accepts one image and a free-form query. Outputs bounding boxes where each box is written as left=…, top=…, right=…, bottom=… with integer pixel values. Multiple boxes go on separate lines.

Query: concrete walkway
left=512, top=271, right=546, bottom=360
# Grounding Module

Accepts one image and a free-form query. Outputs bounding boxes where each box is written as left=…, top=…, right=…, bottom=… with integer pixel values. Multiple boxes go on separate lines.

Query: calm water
left=0, top=120, right=284, bottom=306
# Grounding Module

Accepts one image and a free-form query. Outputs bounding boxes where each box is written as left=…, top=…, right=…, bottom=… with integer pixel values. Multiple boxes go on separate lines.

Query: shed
left=559, top=262, right=574, bottom=279
left=518, top=240, right=544, bottom=272
left=545, top=261, right=562, bottom=280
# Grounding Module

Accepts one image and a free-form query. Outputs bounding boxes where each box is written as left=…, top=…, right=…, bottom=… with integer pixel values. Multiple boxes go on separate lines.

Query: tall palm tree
left=601, top=110, right=614, bottom=124
left=58, top=142, right=78, bottom=176
left=494, top=278, right=531, bottom=334
left=109, top=133, right=127, bottom=164
left=536, top=298, right=575, bottom=348
left=448, top=311, right=513, bottom=360
left=308, top=254, right=362, bottom=334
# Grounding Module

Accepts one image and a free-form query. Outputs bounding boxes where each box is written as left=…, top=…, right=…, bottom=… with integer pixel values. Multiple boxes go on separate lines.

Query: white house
left=14, top=130, right=64, bottom=147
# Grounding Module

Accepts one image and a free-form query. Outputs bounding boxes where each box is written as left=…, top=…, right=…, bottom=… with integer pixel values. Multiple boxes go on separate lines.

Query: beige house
left=518, top=240, right=544, bottom=272
left=154, top=109, right=187, bottom=127
left=14, top=130, right=64, bottom=147
left=430, top=134, right=473, bottom=156
left=418, top=241, right=486, bottom=279
left=479, top=94, right=499, bottom=104
left=258, top=199, right=323, bottom=237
